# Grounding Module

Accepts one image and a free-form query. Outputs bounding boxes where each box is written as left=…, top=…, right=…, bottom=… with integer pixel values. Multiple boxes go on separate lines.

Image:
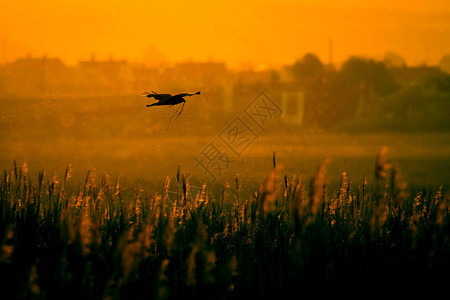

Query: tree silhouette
left=292, top=53, right=324, bottom=86
left=439, top=54, right=450, bottom=74
left=338, top=57, right=398, bottom=98
left=383, top=52, right=406, bottom=68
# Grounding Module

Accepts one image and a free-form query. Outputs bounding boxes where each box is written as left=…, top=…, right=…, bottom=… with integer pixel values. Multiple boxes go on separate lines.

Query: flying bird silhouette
left=142, top=91, right=201, bottom=129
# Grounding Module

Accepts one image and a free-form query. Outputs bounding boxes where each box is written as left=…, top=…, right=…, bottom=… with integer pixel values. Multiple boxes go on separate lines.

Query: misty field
left=1, top=96, right=450, bottom=190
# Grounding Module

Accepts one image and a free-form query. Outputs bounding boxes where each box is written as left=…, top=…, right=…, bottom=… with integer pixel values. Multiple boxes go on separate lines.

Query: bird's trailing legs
left=174, top=102, right=185, bottom=120
left=166, top=102, right=185, bottom=130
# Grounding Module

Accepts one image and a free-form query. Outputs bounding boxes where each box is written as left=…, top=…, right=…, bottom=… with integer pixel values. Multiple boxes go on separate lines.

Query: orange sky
left=1, top=0, right=449, bottom=68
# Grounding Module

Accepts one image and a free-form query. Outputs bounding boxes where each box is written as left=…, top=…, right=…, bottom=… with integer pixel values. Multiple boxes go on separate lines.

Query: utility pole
left=1, top=37, right=6, bottom=64
left=328, top=38, right=333, bottom=66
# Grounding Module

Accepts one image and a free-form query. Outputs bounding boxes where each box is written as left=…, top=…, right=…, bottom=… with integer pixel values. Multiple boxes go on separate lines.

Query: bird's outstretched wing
left=142, top=91, right=172, bottom=102
left=174, top=91, right=201, bottom=98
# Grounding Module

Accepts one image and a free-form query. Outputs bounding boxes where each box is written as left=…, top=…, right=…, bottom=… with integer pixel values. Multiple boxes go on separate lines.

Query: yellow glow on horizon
left=1, top=0, right=449, bottom=67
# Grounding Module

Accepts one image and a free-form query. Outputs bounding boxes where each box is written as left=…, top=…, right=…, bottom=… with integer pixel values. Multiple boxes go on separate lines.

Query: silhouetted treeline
left=276, top=53, right=450, bottom=131
left=0, top=53, right=449, bottom=132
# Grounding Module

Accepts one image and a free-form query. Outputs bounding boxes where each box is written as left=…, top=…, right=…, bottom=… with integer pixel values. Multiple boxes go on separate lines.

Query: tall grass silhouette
left=0, top=149, right=448, bottom=299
